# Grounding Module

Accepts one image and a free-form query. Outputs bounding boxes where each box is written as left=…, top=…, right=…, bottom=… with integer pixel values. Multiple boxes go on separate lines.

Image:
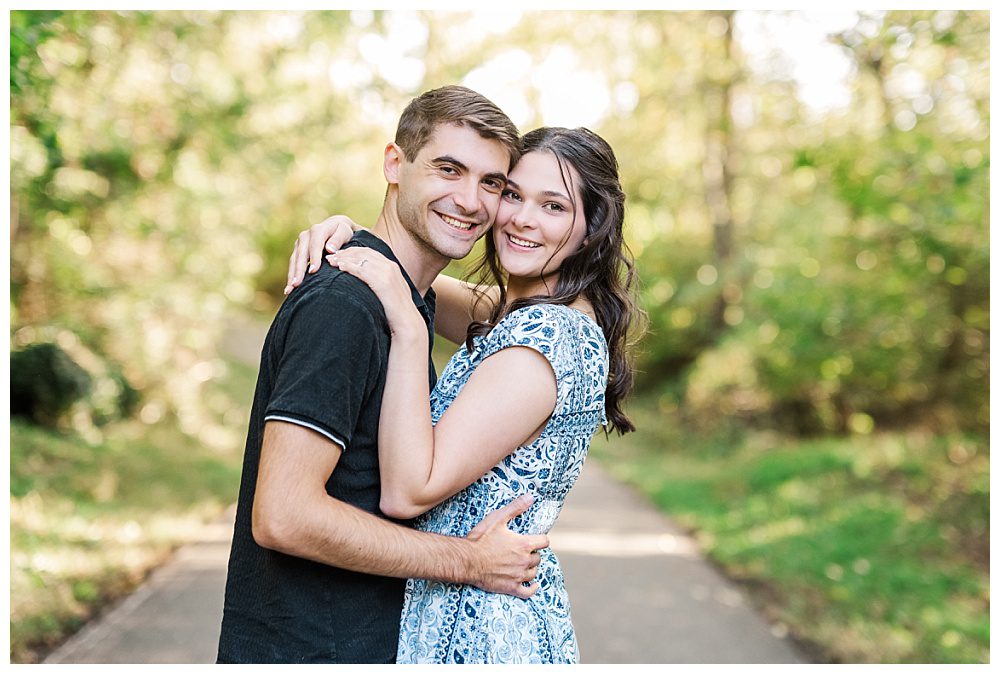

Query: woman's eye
left=545, top=202, right=566, bottom=212
left=502, top=189, right=521, bottom=201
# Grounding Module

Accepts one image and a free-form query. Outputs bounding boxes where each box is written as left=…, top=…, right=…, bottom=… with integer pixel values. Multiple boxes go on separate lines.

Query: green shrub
left=89, top=366, right=142, bottom=426
left=11, top=343, right=92, bottom=425
left=10, top=340, right=141, bottom=427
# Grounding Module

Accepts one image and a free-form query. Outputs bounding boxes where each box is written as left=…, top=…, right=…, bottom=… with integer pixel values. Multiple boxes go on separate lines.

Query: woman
left=286, top=127, right=640, bottom=663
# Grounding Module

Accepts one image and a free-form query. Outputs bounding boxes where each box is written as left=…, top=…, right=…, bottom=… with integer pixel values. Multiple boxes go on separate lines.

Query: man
left=217, top=86, right=548, bottom=663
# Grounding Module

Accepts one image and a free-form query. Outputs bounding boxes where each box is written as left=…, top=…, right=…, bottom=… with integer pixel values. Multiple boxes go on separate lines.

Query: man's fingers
left=469, top=494, right=533, bottom=532
left=467, top=494, right=539, bottom=544
left=514, top=582, right=540, bottom=600
left=527, top=534, right=549, bottom=552
left=497, top=494, right=535, bottom=522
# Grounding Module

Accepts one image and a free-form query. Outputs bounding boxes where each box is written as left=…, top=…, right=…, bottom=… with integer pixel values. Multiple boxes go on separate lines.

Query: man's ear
left=383, top=142, right=404, bottom=184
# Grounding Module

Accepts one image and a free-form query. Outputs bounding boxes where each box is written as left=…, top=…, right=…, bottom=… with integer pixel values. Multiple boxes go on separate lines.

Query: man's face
left=391, top=122, right=512, bottom=261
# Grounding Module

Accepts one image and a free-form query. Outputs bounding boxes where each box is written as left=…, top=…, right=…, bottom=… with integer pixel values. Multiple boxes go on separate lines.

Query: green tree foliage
left=10, top=9, right=989, bottom=438
left=653, top=10, right=989, bottom=435
left=732, top=11, right=989, bottom=434
left=11, top=11, right=362, bottom=440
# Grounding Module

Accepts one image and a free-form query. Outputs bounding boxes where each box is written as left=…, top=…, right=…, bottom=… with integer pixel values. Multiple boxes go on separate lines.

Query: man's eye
left=439, top=165, right=458, bottom=175
left=483, top=179, right=504, bottom=192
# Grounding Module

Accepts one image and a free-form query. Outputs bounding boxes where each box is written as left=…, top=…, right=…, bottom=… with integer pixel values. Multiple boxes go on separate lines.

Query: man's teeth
left=508, top=233, right=541, bottom=248
left=441, top=214, right=474, bottom=230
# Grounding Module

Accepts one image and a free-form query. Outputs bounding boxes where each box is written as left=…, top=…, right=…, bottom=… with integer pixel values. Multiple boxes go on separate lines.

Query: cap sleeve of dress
left=476, top=304, right=577, bottom=413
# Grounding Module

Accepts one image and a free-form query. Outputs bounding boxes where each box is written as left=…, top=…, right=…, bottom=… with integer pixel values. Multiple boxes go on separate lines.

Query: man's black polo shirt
left=217, top=231, right=436, bottom=663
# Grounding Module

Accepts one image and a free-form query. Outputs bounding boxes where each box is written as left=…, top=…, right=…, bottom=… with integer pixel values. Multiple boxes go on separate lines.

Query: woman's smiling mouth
left=506, top=232, right=541, bottom=249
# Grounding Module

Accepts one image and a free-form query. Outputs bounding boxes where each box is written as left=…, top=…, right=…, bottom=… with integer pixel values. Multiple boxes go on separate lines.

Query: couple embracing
left=217, top=85, right=640, bottom=664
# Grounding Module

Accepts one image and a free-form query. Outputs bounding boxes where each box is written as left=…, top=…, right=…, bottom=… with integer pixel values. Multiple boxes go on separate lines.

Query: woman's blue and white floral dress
left=396, top=304, right=609, bottom=664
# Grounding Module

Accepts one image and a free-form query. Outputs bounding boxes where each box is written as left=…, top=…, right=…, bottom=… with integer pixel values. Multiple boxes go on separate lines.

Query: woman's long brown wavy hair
left=465, top=126, right=643, bottom=434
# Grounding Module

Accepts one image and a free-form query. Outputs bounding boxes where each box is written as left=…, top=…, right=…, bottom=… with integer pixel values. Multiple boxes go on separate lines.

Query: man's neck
left=370, top=196, right=449, bottom=296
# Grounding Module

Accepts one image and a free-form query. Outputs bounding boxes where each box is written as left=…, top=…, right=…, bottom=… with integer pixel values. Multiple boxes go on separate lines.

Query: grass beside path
left=9, top=357, right=256, bottom=663
left=590, top=397, right=989, bottom=664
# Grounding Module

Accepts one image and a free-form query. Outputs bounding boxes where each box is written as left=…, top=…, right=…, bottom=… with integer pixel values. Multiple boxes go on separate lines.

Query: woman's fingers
left=328, top=249, right=396, bottom=294
left=284, top=219, right=350, bottom=295
left=284, top=238, right=308, bottom=295
left=285, top=242, right=297, bottom=292
left=328, top=251, right=391, bottom=299
left=308, top=219, right=340, bottom=272
left=325, top=218, right=357, bottom=254
left=327, top=249, right=376, bottom=279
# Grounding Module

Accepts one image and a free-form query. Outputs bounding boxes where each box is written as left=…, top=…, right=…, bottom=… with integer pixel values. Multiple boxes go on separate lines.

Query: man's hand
left=465, top=494, right=549, bottom=599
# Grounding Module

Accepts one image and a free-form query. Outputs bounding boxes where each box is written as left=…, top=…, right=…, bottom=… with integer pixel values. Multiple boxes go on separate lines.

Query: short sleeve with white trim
left=218, top=231, right=437, bottom=664
left=264, top=278, right=386, bottom=452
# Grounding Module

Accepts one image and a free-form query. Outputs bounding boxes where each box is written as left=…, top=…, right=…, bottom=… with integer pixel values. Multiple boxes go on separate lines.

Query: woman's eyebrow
left=541, top=190, right=570, bottom=200
left=505, top=179, right=568, bottom=200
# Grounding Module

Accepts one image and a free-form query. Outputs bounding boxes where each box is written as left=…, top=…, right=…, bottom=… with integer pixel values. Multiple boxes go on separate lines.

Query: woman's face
left=493, top=150, right=587, bottom=286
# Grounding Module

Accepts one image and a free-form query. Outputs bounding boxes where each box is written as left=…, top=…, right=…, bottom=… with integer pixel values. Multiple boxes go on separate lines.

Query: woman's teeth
left=508, top=233, right=540, bottom=248
left=441, top=214, right=474, bottom=230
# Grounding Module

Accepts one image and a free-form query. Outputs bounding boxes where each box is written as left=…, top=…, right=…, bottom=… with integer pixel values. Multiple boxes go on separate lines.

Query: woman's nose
left=510, top=204, right=537, bottom=229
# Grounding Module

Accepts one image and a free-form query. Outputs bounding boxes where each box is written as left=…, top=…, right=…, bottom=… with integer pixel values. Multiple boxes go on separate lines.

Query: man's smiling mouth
left=439, top=213, right=475, bottom=231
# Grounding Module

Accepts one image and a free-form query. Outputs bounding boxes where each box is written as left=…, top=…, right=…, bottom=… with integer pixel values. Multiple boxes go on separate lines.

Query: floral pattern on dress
left=396, top=304, right=609, bottom=664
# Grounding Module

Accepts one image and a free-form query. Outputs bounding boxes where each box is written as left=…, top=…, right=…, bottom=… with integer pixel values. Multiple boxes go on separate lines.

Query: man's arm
left=252, top=421, right=547, bottom=598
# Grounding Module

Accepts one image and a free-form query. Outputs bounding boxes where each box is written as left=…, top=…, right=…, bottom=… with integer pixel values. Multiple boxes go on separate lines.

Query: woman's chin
left=498, top=260, right=532, bottom=280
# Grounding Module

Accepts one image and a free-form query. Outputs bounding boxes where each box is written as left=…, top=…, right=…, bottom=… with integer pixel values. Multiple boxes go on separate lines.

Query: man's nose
left=452, top=177, right=481, bottom=214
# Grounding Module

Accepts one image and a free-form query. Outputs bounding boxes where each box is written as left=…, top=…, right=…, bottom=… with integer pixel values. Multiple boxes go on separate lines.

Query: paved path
left=45, top=462, right=805, bottom=664
left=44, top=318, right=806, bottom=663
left=554, top=464, right=804, bottom=663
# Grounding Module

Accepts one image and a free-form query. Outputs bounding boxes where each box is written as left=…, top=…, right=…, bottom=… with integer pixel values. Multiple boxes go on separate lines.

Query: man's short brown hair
left=394, top=86, right=521, bottom=169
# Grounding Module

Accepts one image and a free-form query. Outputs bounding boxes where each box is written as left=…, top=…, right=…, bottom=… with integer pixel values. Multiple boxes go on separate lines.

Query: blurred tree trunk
left=10, top=197, right=18, bottom=242
left=703, top=10, right=738, bottom=333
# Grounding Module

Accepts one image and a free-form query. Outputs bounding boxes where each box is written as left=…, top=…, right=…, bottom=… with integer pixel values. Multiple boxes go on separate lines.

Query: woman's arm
left=429, top=275, right=499, bottom=345
left=283, top=215, right=498, bottom=343
left=331, top=247, right=556, bottom=519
